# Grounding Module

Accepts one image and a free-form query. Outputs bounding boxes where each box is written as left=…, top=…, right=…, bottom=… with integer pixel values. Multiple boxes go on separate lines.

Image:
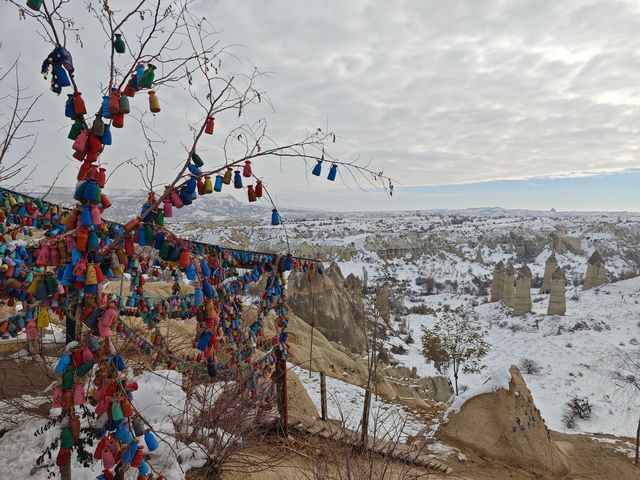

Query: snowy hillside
left=390, top=276, right=640, bottom=437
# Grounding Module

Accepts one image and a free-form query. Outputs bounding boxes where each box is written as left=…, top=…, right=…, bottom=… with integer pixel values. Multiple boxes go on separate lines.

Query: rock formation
left=474, top=250, right=484, bottom=264
left=513, top=265, right=532, bottom=316
left=547, top=267, right=566, bottom=315
left=490, top=260, right=505, bottom=302
left=287, top=262, right=367, bottom=352
left=502, top=263, right=516, bottom=308
left=583, top=250, right=608, bottom=290
left=439, top=366, right=569, bottom=477
left=540, top=252, right=557, bottom=294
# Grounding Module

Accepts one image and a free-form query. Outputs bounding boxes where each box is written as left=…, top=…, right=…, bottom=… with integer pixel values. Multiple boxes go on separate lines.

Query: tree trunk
left=636, top=418, right=640, bottom=465
left=454, top=373, right=459, bottom=395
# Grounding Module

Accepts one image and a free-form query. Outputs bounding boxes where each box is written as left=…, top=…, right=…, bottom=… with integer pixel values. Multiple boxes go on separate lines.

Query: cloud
left=1, top=0, right=640, bottom=210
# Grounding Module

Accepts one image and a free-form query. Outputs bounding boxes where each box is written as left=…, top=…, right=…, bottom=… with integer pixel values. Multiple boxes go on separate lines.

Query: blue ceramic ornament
left=328, top=164, right=338, bottom=181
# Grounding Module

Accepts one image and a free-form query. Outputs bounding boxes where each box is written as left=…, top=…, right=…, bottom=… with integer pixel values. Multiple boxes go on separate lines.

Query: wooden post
left=320, top=371, right=327, bottom=421
left=360, top=388, right=371, bottom=444
left=636, top=419, right=640, bottom=465
left=276, top=356, right=289, bottom=437
left=60, top=461, right=71, bottom=480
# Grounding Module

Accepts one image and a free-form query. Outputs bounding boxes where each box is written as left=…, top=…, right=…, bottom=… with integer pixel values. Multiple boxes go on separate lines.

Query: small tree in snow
left=420, top=308, right=489, bottom=395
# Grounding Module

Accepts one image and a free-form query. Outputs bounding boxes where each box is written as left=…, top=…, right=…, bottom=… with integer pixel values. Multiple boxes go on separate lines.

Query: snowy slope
left=392, top=277, right=640, bottom=438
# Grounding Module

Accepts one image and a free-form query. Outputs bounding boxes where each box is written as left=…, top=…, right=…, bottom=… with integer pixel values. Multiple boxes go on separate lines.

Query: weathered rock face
left=502, top=264, right=516, bottom=308
left=414, top=376, right=454, bottom=403
left=513, top=265, right=532, bottom=316
left=584, top=250, right=608, bottom=290
left=474, top=250, right=484, bottom=264
left=548, top=229, right=583, bottom=255
left=439, top=366, right=569, bottom=477
left=490, top=260, right=505, bottom=302
left=548, top=267, right=566, bottom=315
left=287, top=262, right=366, bottom=352
left=540, top=252, right=557, bottom=294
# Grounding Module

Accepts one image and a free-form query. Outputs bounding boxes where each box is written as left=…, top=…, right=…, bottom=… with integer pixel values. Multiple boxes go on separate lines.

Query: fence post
left=320, top=372, right=327, bottom=421
left=276, top=356, right=289, bottom=437
left=361, top=388, right=371, bottom=444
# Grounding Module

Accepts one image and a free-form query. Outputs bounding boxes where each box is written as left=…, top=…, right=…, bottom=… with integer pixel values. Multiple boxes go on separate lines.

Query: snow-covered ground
left=291, top=365, right=424, bottom=439
left=392, top=276, right=640, bottom=438
left=0, top=370, right=207, bottom=480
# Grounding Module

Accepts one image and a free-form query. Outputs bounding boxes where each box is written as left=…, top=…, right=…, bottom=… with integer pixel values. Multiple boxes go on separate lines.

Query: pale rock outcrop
left=583, top=250, right=608, bottom=290
left=287, top=262, right=366, bottom=352
left=513, top=265, right=532, bottom=316
left=547, top=267, right=566, bottom=315
left=439, top=366, right=569, bottom=477
left=502, top=263, right=516, bottom=308
left=490, top=260, right=505, bottom=302
left=540, top=252, right=557, bottom=294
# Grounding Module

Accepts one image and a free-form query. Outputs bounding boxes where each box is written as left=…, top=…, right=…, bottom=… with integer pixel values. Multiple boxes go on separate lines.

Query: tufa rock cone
left=439, top=365, right=569, bottom=477
left=540, top=252, right=557, bottom=294
left=490, top=260, right=505, bottom=302
left=502, top=263, right=516, bottom=308
left=513, top=265, right=532, bottom=316
left=547, top=267, right=566, bottom=315
left=583, top=250, right=608, bottom=290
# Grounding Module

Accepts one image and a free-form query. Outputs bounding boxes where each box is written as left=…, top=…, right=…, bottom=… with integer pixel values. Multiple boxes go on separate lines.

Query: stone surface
left=502, top=263, right=516, bottom=308
left=439, top=366, right=569, bottom=477
left=583, top=250, right=608, bottom=290
left=513, top=265, right=532, bottom=316
left=540, top=252, right=557, bottom=294
left=548, top=267, right=566, bottom=315
left=490, top=260, right=505, bottom=302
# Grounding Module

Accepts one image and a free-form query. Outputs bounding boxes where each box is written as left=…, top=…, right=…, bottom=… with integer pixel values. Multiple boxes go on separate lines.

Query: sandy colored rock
left=513, top=265, right=532, bottom=316
left=583, top=250, right=608, bottom=290
left=490, top=260, right=505, bottom=302
left=287, top=262, right=366, bottom=352
left=474, top=250, right=484, bottom=264
left=540, top=252, right=557, bottom=294
left=439, top=365, right=569, bottom=477
left=501, top=263, right=516, bottom=308
left=547, top=267, right=566, bottom=315
left=286, top=369, right=318, bottom=418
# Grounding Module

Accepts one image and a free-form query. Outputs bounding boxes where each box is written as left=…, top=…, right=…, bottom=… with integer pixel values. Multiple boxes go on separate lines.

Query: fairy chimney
left=547, top=267, right=566, bottom=315
left=583, top=250, right=608, bottom=290
left=540, top=252, right=557, bottom=294
left=490, top=260, right=505, bottom=302
left=513, top=265, right=533, bottom=316
left=502, top=263, right=516, bottom=308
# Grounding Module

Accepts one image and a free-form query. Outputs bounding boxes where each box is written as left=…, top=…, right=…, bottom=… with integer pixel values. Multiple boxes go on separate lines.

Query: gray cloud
left=1, top=0, right=640, bottom=208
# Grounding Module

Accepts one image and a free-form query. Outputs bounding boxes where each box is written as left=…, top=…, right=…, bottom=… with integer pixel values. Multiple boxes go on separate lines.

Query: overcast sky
left=1, top=0, right=640, bottom=211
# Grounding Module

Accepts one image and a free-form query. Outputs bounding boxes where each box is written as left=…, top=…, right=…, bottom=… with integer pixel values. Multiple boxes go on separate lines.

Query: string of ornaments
left=5, top=2, right=335, bottom=478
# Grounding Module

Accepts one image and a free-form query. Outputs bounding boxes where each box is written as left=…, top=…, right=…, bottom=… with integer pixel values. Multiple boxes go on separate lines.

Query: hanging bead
left=222, top=167, right=232, bottom=185
left=138, top=64, right=156, bottom=89
left=148, top=90, right=161, bottom=113
left=312, top=160, right=322, bottom=176
left=233, top=170, right=243, bottom=189
left=328, top=164, right=338, bottom=181
left=214, top=175, right=223, bottom=192
left=205, top=116, right=215, bottom=134
left=255, top=180, right=263, bottom=198
left=271, top=209, right=281, bottom=226
left=243, top=160, right=252, bottom=178
left=247, top=185, right=257, bottom=202
left=113, top=33, right=126, bottom=54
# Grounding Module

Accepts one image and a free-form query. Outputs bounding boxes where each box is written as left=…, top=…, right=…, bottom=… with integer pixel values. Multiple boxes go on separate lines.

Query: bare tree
left=608, top=349, right=640, bottom=463
left=421, top=307, right=489, bottom=395
left=0, top=55, right=41, bottom=185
